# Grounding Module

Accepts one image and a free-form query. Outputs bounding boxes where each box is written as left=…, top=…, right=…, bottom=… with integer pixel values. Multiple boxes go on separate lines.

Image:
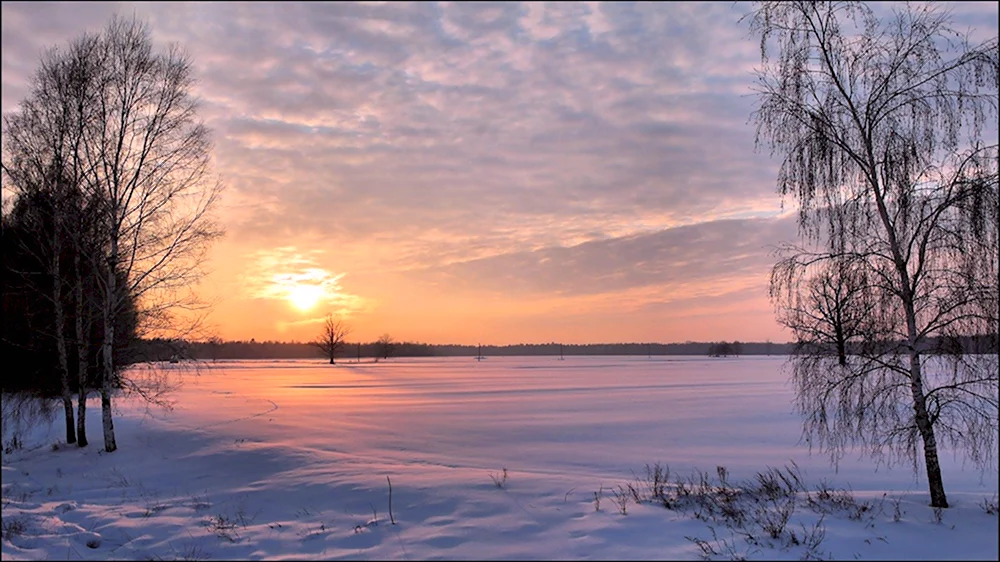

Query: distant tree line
left=707, top=341, right=744, bottom=357
left=131, top=335, right=997, bottom=363
left=132, top=339, right=799, bottom=361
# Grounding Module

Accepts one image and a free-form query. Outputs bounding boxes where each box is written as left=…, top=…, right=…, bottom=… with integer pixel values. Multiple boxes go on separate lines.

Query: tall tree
left=748, top=1, right=999, bottom=507
left=81, top=16, right=222, bottom=452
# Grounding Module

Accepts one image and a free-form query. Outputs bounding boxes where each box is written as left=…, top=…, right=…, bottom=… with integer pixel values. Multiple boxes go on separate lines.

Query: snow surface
left=2, top=356, right=997, bottom=560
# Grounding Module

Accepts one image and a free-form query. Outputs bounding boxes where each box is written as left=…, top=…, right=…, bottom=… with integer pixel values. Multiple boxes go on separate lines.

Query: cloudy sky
left=3, top=2, right=997, bottom=345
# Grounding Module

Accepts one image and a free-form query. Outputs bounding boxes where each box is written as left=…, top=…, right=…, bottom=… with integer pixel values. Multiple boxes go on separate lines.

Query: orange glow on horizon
left=189, top=230, right=794, bottom=346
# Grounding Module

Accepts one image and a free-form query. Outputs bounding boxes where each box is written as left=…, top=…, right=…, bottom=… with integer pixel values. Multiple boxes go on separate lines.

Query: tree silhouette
left=748, top=0, right=998, bottom=507
left=3, top=15, right=223, bottom=452
left=313, top=315, right=351, bottom=365
left=376, top=333, right=395, bottom=360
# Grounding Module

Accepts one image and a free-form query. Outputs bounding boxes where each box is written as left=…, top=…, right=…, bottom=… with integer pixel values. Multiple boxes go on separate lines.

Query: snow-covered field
left=2, top=356, right=997, bottom=560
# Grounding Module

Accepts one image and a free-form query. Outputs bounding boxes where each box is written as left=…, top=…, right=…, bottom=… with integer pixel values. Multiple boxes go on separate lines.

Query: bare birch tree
left=313, top=315, right=351, bottom=365
left=79, top=16, right=222, bottom=452
left=748, top=1, right=999, bottom=507
left=2, top=21, right=212, bottom=451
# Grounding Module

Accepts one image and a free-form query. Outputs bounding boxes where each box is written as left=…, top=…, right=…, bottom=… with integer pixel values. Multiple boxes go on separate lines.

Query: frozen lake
left=163, top=355, right=993, bottom=490
left=2, top=356, right=997, bottom=560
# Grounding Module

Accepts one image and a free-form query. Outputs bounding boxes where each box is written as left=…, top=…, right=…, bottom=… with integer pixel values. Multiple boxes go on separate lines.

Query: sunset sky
left=3, top=2, right=997, bottom=345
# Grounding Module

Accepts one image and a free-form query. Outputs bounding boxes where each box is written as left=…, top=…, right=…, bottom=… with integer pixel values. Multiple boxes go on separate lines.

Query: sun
left=288, top=284, right=324, bottom=312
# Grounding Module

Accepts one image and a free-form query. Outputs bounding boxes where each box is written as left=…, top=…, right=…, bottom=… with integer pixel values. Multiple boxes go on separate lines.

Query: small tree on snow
left=313, top=314, right=350, bottom=365
left=376, top=333, right=395, bottom=360
left=772, top=255, right=871, bottom=367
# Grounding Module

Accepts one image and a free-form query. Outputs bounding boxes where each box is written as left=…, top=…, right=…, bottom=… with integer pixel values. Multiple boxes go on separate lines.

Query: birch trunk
left=52, top=229, right=76, bottom=445
left=101, top=237, right=118, bottom=453
left=876, top=177, right=949, bottom=508
left=74, top=248, right=88, bottom=447
left=905, top=311, right=948, bottom=508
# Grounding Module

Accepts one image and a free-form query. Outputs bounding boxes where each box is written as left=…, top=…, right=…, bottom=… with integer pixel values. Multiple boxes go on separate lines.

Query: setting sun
left=288, top=284, right=324, bottom=312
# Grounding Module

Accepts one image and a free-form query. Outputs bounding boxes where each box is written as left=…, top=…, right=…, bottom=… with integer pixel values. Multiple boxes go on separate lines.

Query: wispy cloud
left=3, top=2, right=784, bottom=259
left=415, top=215, right=797, bottom=298
left=3, top=2, right=996, bottom=343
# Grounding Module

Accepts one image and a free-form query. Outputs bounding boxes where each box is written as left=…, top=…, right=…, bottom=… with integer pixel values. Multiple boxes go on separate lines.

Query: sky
left=2, top=2, right=998, bottom=345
